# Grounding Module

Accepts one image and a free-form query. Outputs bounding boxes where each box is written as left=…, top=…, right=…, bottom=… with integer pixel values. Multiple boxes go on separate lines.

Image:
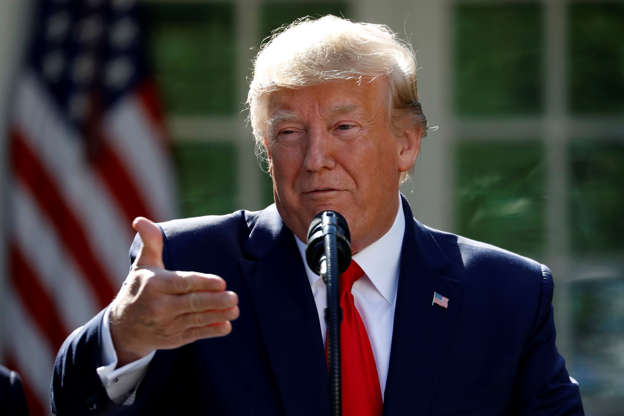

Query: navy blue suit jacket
left=0, top=365, right=29, bottom=416
left=52, top=197, right=583, bottom=415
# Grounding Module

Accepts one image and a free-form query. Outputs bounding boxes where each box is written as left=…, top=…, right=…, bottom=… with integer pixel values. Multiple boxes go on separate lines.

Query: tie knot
left=340, top=260, right=364, bottom=294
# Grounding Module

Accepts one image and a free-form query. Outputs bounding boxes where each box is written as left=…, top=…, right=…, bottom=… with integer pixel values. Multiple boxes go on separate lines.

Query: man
left=51, top=15, right=583, bottom=415
left=0, top=365, right=29, bottom=416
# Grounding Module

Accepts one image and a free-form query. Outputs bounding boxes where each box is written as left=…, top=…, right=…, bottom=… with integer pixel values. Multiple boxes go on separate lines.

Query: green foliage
left=144, top=4, right=236, bottom=115
left=454, top=4, right=543, bottom=116
left=172, top=141, right=238, bottom=216
left=569, top=140, right=624, bottom=255
left=456, top=141, right=545, bottom=257
left=568, top=4, right=624, bottom=115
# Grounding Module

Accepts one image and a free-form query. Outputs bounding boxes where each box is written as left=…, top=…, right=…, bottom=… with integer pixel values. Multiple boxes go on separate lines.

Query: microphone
left=305, top=211, right=351, bottom=276
left=305, top=210, right=351, bottom=416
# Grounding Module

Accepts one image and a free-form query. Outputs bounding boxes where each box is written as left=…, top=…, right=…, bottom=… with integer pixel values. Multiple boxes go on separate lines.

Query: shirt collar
left=294, top=194, right=405, bottom=304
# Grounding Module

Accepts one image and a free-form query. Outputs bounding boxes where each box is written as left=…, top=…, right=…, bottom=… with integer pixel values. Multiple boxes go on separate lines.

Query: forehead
left=266, top=78, right=389, bottom=121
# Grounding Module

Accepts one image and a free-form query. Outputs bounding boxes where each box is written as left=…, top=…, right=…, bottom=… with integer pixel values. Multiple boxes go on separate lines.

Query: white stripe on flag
left=5, top=293, right=55, bottom=409
left=105, top=94, right=177, bottom=221
left=12, top=183, right=100, bottom=330
left=14, top=72, right=132, bottom=285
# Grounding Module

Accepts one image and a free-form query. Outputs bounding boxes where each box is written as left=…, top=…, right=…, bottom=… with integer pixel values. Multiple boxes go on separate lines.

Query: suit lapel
left=239, top=205, right=329, bottom=416
left=383, top=198, right=464, bottom=416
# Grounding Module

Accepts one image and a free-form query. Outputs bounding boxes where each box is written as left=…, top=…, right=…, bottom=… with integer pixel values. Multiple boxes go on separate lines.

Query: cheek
left=363, top=140, right=401, bottom=187
left=364, top=137, right=397, bottom=170
left=269, top=146, right=300, bottom=184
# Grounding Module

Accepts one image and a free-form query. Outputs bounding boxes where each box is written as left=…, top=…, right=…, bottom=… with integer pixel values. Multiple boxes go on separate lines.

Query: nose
left=303, top=125, right=336, bottom=172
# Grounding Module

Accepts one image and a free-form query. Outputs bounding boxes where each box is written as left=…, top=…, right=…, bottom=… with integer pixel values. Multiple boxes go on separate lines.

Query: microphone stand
left=322, top=225, right=342, bottom=416
left=306, top=210, right=350, bottom=416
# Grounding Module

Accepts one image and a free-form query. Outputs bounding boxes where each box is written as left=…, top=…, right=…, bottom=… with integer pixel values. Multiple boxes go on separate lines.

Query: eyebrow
left=268, top=104, right=361, bottom=126
left=267, top=110, right=297, bottom=128
left=266, top=103, right=365, bottom=138
left=328, top=103, right=359, bottom=115
left=266, top=110, right=297, bottom=138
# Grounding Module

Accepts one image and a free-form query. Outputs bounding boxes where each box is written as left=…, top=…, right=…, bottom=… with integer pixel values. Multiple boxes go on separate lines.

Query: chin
left=303, top=194, right=351, bottom=213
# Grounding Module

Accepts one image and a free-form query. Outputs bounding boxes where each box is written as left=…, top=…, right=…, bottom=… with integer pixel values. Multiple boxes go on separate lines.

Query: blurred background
left=0, top=0, right=622, bottom=414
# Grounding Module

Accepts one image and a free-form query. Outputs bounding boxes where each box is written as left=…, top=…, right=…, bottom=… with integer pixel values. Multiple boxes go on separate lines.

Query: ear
left=396, top=125, right=422, bottom=173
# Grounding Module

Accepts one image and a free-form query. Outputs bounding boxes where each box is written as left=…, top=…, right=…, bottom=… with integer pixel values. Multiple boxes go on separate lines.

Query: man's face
left=263, top=78, right=421, bottom=253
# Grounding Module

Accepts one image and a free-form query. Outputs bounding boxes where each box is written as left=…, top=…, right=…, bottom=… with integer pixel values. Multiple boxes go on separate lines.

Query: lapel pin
left=432, top=291, right=449, bottom=309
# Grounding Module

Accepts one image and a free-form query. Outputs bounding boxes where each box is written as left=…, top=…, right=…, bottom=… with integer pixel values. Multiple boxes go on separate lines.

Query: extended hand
left=109, top=217, right=239, bottom=366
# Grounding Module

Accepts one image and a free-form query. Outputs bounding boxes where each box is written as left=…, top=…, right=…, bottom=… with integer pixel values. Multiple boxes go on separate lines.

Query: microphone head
left=305, top=211, right=351, bottom=275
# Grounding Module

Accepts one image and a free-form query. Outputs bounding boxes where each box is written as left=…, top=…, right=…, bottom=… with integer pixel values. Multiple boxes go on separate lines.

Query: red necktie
left=329, top=260, right=383, bottom=416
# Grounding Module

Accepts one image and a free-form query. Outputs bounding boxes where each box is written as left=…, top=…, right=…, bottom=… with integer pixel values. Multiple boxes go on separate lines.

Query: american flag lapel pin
left=432, top=291, right=449, bottom=309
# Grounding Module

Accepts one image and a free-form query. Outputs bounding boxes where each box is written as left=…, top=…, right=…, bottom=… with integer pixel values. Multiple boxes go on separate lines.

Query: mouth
left=302, top=188, right=342, bottom=195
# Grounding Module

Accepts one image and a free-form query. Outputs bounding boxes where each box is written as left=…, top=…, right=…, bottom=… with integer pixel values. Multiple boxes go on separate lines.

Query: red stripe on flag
left=136, top=79, right=171, bottom=148
left=137, top=79, right=173, bottom=158
left=9, top=244, right=69, bottom=351
left=10, top=128, right=116, bottom=307
left=4, top=353, right=47, bottom=416
left=92, top=137, right=156, bottom=223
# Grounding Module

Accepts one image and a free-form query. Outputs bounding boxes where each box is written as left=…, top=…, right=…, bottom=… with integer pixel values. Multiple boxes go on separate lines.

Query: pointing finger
left=182, top=321, right=232, bottom=343
left=150, top=272, right=227, bottom=294
left=175, top=306, right=240, bottom=328
left=171, top=290, right=238, bottom=314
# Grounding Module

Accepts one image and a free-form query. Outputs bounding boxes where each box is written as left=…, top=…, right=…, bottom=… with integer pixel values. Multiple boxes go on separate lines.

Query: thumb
left=132, top=216, right=165, bottom=269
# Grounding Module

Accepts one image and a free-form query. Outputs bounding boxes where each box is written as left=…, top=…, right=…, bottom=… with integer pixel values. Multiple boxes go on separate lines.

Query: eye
left=333, top=122, right=360, bottom=137
left=273, top=126, right=304, bottom=143
left=277, top=128, right=299, bottom=138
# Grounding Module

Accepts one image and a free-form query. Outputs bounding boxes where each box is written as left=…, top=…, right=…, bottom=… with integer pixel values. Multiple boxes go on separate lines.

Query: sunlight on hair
left=247, top=15, right=429, bottom=168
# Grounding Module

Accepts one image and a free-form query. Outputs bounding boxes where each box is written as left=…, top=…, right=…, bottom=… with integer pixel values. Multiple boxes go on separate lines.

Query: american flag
left=3, top=0, right=176, bottom=414
left=432, top=291, right=449, bottom=309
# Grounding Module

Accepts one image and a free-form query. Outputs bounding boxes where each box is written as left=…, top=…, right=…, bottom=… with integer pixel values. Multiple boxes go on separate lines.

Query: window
left=142, top=1, right=623, bottom=412
left=453, top=1, right=624, bottom=412
left=143, top=0, right=349, bottom=216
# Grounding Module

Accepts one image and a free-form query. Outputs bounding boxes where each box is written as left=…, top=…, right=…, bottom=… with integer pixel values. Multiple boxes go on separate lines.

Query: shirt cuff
left=97, top=307, right=155, bottom=405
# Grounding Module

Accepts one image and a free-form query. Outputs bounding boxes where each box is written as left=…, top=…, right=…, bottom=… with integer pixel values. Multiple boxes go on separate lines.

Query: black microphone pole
left=306, top=211, right=351, bottom=416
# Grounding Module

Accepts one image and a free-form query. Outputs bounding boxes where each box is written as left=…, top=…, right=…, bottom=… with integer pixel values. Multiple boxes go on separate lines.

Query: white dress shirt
left=294, top=198, right=404, bottom=398
left=98, top=196, right=405, bottom=404
left=97, top=311, right=155, bottom=404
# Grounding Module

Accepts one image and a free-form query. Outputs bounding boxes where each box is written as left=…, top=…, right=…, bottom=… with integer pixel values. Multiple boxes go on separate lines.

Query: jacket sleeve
left=51, top=308, right=123, bottom=415
left=0, top=365, right=29, bottom=416
left=512, top=265, right=584, bottom=415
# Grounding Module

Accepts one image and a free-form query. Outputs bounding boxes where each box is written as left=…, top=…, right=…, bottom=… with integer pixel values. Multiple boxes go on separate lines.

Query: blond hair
left=247, top=15, right=427, bottom=161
